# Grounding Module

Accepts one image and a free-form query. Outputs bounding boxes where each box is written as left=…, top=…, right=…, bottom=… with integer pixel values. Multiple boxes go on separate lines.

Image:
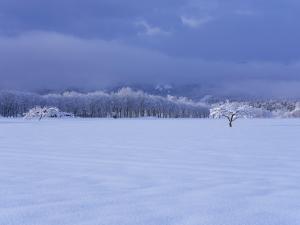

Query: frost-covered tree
left=210, top=101, right=255, bottom=127
left=285, top=102, right=300, bottom=118
left=24, top=106, right=73, bottom=120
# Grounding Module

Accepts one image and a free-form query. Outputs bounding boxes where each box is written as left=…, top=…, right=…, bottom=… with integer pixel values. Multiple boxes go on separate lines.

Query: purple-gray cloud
left=0, top=0, right=300, bottom=98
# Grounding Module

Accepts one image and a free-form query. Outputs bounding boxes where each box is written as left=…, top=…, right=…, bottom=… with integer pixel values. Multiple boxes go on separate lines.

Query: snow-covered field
left=1, top=118, right=300, bottom=225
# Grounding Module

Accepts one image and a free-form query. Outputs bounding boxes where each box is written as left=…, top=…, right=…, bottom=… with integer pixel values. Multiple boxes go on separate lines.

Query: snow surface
left=0, top=118, right=300, bottom=225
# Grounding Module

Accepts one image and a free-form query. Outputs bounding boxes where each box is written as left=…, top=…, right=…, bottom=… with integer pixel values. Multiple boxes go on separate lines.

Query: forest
left=0, top=88, right=209, bottom=118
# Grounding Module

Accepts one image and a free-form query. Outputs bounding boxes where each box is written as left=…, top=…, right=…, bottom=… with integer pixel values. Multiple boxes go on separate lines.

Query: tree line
left=0, top=88, right=209, bottom=118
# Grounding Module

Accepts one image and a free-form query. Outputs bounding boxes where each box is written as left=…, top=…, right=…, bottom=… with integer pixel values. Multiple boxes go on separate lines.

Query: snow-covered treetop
left=210, top=101, right=272, bottom=119
left=284, top=102, right=300, bottom=118
left=24, top=107, right=74, bottom=119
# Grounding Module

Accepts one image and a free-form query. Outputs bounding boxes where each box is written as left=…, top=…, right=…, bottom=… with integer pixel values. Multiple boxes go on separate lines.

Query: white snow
left=0, top=118, right=300, bottom=225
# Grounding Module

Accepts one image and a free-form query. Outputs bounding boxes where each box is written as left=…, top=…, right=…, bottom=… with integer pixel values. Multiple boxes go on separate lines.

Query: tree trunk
left=228, top=114, right=235, bottom=127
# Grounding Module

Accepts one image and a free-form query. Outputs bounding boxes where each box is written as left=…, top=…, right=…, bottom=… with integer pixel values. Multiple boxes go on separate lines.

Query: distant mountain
left=32, top=83, right=297, bottom=102
left=105, top=83, right=224, bottom=103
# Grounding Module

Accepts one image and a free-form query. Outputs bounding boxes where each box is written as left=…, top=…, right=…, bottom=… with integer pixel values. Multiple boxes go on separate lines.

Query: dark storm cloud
left=0, top=0, right=300, bottom=97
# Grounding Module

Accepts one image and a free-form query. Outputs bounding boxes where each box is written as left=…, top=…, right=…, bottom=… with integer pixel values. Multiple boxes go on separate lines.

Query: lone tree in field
left=210, top=101, right=251, bottom=127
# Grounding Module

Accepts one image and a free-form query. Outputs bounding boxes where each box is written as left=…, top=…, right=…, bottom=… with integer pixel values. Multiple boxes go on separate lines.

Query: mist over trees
left=0, top=88, right=209, bottom=118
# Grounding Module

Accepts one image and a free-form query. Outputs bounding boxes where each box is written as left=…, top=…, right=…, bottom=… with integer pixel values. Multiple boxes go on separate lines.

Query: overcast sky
left=0, top=0, right=300, bottom=97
